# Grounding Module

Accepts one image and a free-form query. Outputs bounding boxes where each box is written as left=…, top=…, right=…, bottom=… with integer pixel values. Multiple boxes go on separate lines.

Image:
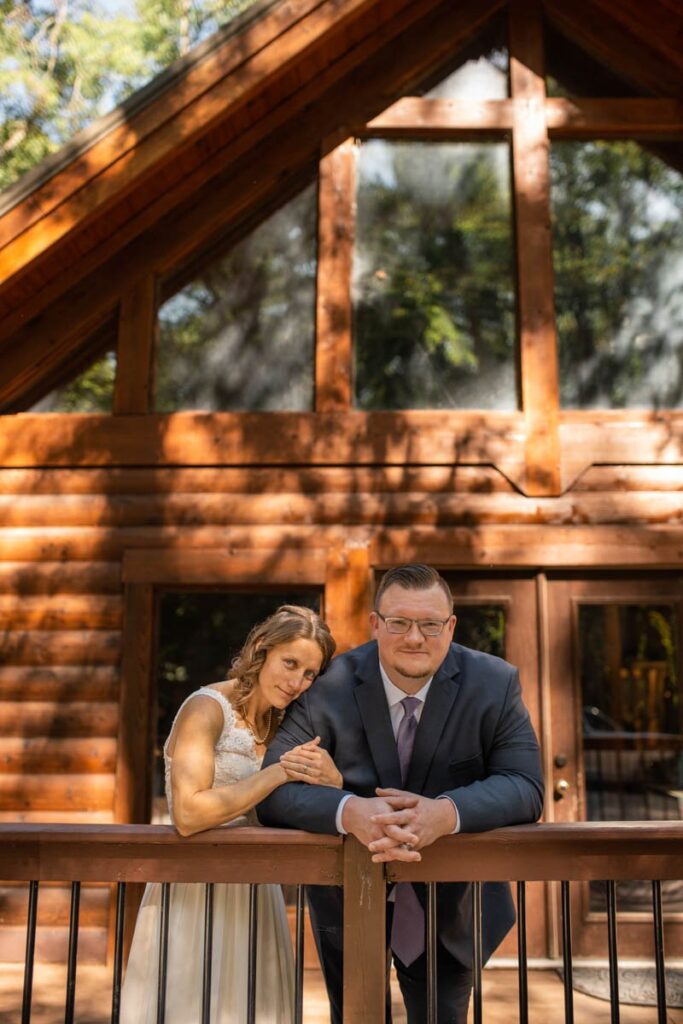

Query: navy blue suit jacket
left=258, top=640, right=544, bottom=966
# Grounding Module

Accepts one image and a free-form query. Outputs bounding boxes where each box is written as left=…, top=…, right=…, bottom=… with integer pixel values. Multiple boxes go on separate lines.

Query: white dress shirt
left=335, top=662, right=460, bottom=834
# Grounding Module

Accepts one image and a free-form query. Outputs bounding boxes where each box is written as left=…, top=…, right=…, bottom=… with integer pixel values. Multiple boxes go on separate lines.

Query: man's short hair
left=374, top=563, right=454, bottom=613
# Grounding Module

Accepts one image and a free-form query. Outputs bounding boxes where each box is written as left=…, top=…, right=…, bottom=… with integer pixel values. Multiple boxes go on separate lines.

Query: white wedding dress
left=120, top=687, right=294, bottom=1023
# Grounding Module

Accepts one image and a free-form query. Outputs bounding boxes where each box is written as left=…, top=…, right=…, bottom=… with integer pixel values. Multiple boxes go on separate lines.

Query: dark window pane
left=578, top=603, right=682, bottom=912
left=153, top=590, right=321, bottom=823
left=453, top=604, right=505, bottom=659
left=30, top=350, right=116, bottom=413
left=551, top=141, right=683, bottom=409
left=353, top=141, right=517, bottom=410
left=155, top=184, right=317, bottom=411
left=411, top=15, right=508, bottom=100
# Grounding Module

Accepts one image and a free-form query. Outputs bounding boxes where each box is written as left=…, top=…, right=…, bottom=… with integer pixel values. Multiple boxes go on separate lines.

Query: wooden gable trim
left=0, top=0, right=502, bottom=410
left=0, top=0, right=471, bottom=320
left=1, top=410, right=681, bottom=497
left=543, top=0, right=683, bottom=99
left=0, top=0, right=372, bottom=265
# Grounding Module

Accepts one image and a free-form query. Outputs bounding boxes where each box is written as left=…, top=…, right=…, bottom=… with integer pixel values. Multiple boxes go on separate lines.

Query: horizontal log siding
left=0, top=461, right=681, bottom=963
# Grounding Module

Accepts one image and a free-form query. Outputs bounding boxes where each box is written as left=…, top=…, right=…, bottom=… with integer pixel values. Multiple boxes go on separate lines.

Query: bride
left=120, top=604, right=339, bottom=1023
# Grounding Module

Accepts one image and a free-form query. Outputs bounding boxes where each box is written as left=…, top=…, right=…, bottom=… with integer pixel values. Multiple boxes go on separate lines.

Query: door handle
left=554, top=778, right=570, bottom=800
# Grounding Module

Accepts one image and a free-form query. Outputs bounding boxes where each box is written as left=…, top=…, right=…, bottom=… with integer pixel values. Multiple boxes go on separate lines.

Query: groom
left=258, top=563, right=544, bottom=1023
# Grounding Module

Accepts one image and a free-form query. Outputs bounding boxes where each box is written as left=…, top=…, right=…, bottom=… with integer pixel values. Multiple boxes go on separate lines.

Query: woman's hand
left=280, top=736, right=343, bottom=788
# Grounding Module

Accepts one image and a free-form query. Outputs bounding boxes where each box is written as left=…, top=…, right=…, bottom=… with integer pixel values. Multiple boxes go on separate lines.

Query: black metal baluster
left=64, top=881, right=81, bottom=1024
left=426, top=882, right=437, bottom=1024
left=21, top=880, right=39, bottom=1024
left=561, top=881, right=574, bottom=1024
left=294, top=886, right=305, bottom=1024
left=606, top=880, right=620, bottom=1024
left=202, top=883, right=214, bottom=1024
left=652, top=880, right=667, bottom=1024
left=156, top=883, right=170, bottom=1024
left=472, top=881, right=483, bottom=1024
left=516, top=881, right=528, bottom=1024
left=247, top=884, right=259, bottom=1024
left=111, top=882, right=126, bottom=1024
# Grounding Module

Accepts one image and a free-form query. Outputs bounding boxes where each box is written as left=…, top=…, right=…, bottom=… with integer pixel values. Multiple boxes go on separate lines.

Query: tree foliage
left=353, top=140, right=517, bottom=411
left=551, top=140, right=683, bottom=409
left=0, top=0, right=257, bottom=192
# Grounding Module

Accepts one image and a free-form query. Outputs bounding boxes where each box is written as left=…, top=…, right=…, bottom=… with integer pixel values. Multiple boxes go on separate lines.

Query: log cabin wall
left=1, top=0, right=683, bottom=963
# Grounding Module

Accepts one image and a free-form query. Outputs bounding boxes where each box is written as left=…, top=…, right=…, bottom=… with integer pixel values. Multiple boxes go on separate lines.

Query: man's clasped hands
left=342, top=787, right=457, bottom=863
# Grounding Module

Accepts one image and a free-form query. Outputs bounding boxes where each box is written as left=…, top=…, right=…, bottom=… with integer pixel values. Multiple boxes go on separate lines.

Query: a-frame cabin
left=0, top=0, right=682, bottom=966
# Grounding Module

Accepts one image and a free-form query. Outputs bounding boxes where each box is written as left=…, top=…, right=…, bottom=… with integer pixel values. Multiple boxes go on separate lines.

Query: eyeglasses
left=376, top=612, right=451, bottom=637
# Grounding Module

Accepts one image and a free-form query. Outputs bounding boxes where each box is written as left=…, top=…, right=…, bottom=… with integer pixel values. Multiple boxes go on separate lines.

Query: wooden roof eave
left=0, top=0, right=416, bottom=308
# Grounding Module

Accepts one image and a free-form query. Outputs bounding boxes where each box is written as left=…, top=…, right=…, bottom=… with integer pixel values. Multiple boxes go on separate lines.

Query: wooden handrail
left=1, top=822, right=681, bottom=885
left=0, top=825, right=343, bottom=884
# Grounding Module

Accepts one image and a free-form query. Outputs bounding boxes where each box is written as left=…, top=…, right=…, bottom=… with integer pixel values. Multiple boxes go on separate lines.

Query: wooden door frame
left=114, top=543, right=371, bottom=825
left=547, top=575, right=683, bottom=958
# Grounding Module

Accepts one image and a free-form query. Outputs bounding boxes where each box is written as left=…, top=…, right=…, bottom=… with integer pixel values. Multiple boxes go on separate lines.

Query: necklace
left=243, top=707, right=272, bottom=745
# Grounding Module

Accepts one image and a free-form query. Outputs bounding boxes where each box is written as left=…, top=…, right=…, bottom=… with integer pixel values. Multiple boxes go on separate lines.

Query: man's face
left=370, top=582, right=456, bottom=692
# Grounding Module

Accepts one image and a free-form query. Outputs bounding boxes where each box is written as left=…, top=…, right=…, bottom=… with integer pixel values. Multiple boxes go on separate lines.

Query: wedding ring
left=400, top=842, right=413, bottom=850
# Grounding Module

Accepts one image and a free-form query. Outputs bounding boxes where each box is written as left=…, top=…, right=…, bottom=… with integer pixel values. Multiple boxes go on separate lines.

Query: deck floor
left=1, top=964, right=682, bottom=1023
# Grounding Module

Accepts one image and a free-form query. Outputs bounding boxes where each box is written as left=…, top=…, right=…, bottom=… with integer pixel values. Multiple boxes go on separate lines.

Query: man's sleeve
left=444, top=669, right=544, bottom=833
left=257, top=693, right=352, bottom=835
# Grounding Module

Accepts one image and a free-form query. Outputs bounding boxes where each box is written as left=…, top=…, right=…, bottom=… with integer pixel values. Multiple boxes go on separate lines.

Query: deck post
left=343, top=835, right=387, bottom=1023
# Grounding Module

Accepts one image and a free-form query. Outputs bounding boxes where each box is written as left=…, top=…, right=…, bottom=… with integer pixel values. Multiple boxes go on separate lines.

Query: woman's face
left=256, top=637, right=324, bottom=710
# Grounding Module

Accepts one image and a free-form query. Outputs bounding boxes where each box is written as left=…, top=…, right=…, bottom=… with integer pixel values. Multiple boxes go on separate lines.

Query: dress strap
left=163, top=686, right=234, bottom=756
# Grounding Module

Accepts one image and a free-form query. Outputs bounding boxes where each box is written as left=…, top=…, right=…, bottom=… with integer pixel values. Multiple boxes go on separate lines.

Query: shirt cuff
left=335, top=793, right=353, bottom=834
left=436, top=794, right=460, bottom=833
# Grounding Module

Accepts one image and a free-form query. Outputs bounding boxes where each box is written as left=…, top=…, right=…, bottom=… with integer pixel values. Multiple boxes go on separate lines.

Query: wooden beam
left=509, top=0, right=561, bottom=496
left=315, top=140, right=356, bottom=411
left=114, top=584, right=154, bottom=824
left=364, top=97, right=515, bottom=135
left=589, top=0, right=683, bottom=81
left=363, top=96, right=683, bottom=138
left=546, top=98, right=683, bottom=138
left=372, top=524, right=683, bottom=569
left=343, top=837, right=386, bottom=1024
left=122, top=547, right=327, bottom=584
left=4, top=488, right=683, bottom=530
left=0, top=409, right=526, bottom=478
left=324, top=541, right=371, bottom=653
left=544, top=0, right=683, bottom=98
left=0, top=0, right=503, bottom=405
left=0, top=465, right=515, bottom=496
left=113, top=275, right=158, bottom=415
left=0, top=0, right=402, bottom=273
left=0, top=0, right=447, bottom=328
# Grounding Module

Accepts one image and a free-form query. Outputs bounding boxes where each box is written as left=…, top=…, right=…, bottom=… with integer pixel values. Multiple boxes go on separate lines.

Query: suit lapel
left=353, top=645, right=403, bottom=790
left=406, top=647, right=461, bottom=793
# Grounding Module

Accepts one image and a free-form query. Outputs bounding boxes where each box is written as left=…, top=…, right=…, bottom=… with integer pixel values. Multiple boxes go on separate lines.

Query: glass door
left=547, top=577, right=683, bottom=957
left=444, top=575, right=546, bottom=958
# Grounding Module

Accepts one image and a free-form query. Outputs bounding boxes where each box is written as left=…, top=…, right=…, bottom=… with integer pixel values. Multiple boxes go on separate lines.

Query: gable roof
left=1, top=0, right=683, bottom=411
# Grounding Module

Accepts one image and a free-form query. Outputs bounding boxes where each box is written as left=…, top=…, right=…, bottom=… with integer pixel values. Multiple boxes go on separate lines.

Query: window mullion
left=510, top=0, right=562, bottom=496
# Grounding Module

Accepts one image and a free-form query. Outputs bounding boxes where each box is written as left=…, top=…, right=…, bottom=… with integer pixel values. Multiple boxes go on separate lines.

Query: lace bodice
left=163, top=686, right=262, bottom=826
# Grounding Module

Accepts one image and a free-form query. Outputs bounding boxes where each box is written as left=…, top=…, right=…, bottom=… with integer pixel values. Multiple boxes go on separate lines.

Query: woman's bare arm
left=169, top=696, right=287, bottom=836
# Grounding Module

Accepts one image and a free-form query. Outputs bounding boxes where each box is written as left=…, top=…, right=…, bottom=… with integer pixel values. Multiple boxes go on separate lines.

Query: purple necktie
left=390, top=696, right=425, bottom=966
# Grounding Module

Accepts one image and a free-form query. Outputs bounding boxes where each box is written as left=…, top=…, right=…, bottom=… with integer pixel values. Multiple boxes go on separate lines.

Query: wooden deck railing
left=1, top=821, right=682, bottom=1024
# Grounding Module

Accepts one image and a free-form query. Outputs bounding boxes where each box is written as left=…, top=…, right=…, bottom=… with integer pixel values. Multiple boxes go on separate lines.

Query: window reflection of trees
left=353, top=141, right=517, bottom=411
left=551, top=141, right=683, bottom=409
left=155, top=184, right=317, bottom=412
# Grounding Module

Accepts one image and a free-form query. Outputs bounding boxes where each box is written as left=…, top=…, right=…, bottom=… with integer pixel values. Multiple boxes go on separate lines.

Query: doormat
left=557, top=967, right=683, bottom=1008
